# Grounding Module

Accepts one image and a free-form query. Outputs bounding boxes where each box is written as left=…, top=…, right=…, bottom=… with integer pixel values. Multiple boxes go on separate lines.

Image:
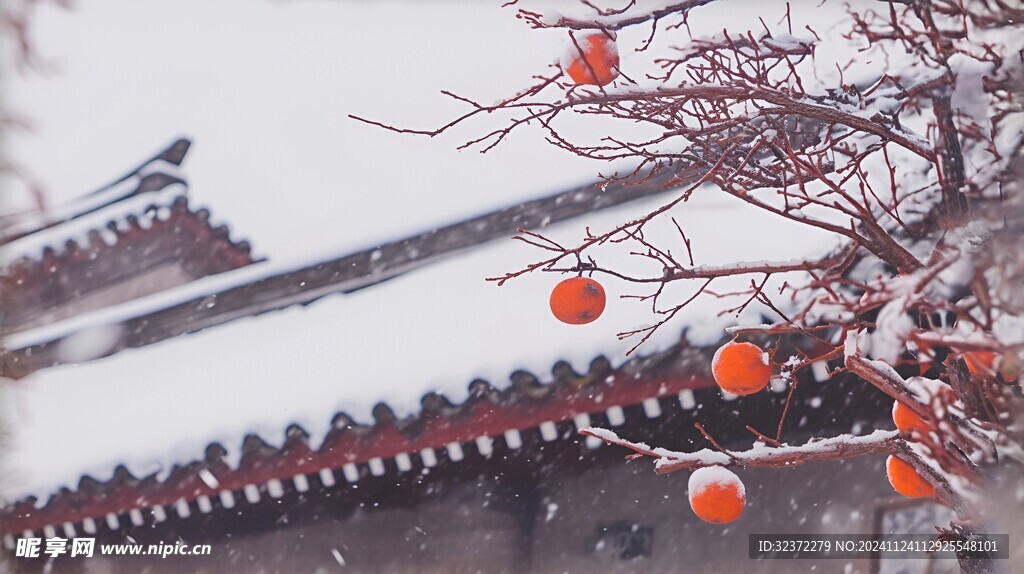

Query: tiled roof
left=1, top=196, right=255, bottom=333
left=0, top=334, right=888, bottom=546
left=0, top=139, right=192, bottom=246
left=0, top=140, right=256, bottom=340
left=1, top=337, right=716, bottom=537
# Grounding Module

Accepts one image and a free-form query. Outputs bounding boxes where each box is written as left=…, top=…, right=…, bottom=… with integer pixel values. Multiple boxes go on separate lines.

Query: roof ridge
left=0, top=138, right=192, bottom=245
left=4, top=160, right=701, bottom=377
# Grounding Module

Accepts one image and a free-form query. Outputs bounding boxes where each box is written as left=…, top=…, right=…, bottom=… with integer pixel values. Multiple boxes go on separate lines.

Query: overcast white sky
left=4, top=0, right=617, bottom=260
left=2, top=0, right=852, bottom=260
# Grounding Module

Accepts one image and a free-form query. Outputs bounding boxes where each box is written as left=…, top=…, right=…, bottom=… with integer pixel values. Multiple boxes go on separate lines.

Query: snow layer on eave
left=7, top=251, right=284, bottom=349
left=2, top=189, right=839, bottom=503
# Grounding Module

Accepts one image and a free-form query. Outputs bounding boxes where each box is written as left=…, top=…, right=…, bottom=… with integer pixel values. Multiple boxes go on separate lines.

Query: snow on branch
left=579, top=427, right=902, bottom=474
left=513, top=0, right=718, bottom=32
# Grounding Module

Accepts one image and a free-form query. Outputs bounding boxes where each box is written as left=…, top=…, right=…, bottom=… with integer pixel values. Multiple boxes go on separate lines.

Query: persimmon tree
left=353, top=1, right=1023, bottom=571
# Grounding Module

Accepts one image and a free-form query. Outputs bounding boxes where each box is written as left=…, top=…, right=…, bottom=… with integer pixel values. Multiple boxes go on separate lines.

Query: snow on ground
left=2, top=188, right=837, bottom=503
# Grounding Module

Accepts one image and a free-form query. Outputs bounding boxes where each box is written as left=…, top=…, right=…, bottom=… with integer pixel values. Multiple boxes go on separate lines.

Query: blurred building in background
left=0, top=143, right=951, bottom=574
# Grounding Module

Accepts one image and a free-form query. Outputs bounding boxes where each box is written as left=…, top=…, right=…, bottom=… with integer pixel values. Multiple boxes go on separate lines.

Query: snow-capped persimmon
left=886, top=455, right=935, bottom=498
left=550, top=277, right=606, bottom=325
left=563, top=32, right=620, bottom=87
left=711, top=341, right=771, bottom=395
left=892, top=400, right=930, bottom=437
left=688, top=466, right=746, bottom=524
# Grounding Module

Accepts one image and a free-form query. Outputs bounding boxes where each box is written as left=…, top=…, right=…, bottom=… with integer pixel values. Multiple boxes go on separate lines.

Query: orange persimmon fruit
left=886, top=455, right=935, bottom=498
left=550, top=277, right=606, bottom=325
left=564, top=32, right=620, bottom=87
left=711, top=341, right=772, bottom=395
left=688, top=466, right=746, bottom=524
left=892, top=401, right=930, bottom=437
left=963, top=350, right=998, bottom=377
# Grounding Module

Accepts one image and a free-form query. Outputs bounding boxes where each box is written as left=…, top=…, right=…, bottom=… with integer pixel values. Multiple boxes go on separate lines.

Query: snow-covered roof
left=0, top=141, right=257, bottom=338
left=3, top=339, right=891, bottom=541
left=2, top=141, right=704, bottom=378
left=2, top=184, right=837, bottom=504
